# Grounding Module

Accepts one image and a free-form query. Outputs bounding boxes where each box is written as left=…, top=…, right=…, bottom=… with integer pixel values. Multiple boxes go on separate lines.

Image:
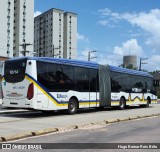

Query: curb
left=1, top=132, right=33, bottom=142
left=1, top=113, right=160, bottom=142
left=128, top=116, right=139, bottom=120
left=91, top=120, right=107, bottom=125
left=117, top=117, right=130, bottom=121
left=77, top=123, right=94, bottom=129
left=31, top=128, right=58, bottom=136
left=105, top=119, right=119, bottom=123
left=138, top=115, right=152, bottom=118
left=153, top=113, right=160, bottom=116
left=60, top=125, right=78, bottom=130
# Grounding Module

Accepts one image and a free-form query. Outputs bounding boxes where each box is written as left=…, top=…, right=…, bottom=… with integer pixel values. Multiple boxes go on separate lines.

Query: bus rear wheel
left=118, top=97, right=126, bottom=110
left=141, top=98, right=150, bottom=108
left=145, top=98, right=150, bottom=107
left=68, top=99, right=78, bottom=114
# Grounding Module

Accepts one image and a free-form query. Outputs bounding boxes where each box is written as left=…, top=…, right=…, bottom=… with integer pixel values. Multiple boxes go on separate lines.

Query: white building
left=34, top=8, right=77, bottom=59
left=0, top=0, right=34, bottom=57
left=63, top=12, right=77, bottom=59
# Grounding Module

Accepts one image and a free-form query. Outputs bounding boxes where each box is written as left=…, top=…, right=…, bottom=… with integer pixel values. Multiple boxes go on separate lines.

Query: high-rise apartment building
left=0, top=0, right=34, bottom=57
left=34, top=8, right=77, bottom=59
left=63, top=12, right=77, bottom=59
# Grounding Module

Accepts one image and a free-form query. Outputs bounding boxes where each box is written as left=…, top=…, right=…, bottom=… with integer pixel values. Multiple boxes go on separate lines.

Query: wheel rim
left=70, top=102, right=75, bottom=112
left=120, top=100, right=124, bottom=108
left=119, top=98, right=125, bottom=109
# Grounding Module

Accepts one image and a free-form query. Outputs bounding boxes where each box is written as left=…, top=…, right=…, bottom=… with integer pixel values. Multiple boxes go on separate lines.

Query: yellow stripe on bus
left=25, top=76, right=66, bottom=107
left=25, top=76, right=100, bottom=107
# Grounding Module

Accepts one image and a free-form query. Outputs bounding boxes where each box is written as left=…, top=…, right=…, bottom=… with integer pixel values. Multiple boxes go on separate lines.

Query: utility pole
left=139, top=57, right=148, bottom=71
left=20, top=43, right=32, bottom=56
left=52, top=45, right=60, bottom=58
left=88, top=50, right=97, bottom=61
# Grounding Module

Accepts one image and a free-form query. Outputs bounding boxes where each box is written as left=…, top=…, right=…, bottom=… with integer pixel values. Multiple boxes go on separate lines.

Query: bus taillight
left=27, top=83, right=34, bottom=100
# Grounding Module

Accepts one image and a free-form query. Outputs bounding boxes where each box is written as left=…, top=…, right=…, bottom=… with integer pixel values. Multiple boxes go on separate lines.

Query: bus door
left=89, top=69, right=98, bottom=107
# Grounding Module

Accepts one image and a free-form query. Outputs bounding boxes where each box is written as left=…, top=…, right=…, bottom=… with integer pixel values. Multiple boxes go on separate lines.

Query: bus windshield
left=4, top=58, right=27, bottom=83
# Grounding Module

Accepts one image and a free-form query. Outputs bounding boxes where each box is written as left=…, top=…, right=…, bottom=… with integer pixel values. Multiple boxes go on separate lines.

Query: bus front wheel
left=68, top=99, right=78, bottom=114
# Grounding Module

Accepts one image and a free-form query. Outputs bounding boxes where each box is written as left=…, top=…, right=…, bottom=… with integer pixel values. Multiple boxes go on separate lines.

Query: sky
left=34, top=0, right=160, bottom=71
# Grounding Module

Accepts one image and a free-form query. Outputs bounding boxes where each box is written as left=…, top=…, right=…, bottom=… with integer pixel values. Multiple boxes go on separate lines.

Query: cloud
left=78, top=45, right=160, bottom=72
left=95, top=53, right=122, bottom=66
left=98, top=8, right=160, bottom=51
left=77, top=33, right=86, bottom=40
left=122, top=9, right=160, bottom=35
left=78, top=48, right=89, bottom=61
left=77, top=33, right=90, bottom=43
left=121, top=9, right=160, bottom=50
left=34, top=11, right=42, bottom=17
left=78, top=47, right=123, bottom=67
left=98, top=20, right=108, bottom=26
left=143, top=55, right=160, bottom=71
left=78, top=48, right=97, bottom=61
left=98, top=8, right=120, bottom=19
left=113, top=39, right=144, bottom=56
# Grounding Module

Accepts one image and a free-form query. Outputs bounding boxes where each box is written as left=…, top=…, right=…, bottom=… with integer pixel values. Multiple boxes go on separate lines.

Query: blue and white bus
left=1, top=57, right=157, bottom=114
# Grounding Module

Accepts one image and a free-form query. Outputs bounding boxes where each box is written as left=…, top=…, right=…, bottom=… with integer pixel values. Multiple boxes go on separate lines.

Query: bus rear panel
left=2, top=58, right=37, bottom=109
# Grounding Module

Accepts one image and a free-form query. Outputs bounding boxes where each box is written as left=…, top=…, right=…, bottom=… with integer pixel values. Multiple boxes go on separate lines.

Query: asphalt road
left=6, top=116, right=160, bottom=152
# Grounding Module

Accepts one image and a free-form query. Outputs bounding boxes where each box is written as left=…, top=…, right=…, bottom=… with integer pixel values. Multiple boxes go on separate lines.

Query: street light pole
left=139, top=58, right=148, bottom=71
left=52, top=45, right=59, bottom=58
left=20, top=43, right=32, bottom=56
left=88, top=50, right=97, bottom=61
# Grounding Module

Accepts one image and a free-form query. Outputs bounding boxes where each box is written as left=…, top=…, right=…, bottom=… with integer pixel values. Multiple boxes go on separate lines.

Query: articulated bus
left=1, top=57, right=157, bottom=114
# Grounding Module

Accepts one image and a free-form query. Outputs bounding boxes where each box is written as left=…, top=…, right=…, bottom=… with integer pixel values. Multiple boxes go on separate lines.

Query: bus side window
left=111, top=79, right=121, bottom=92
left=110, top=72, right=122, bottom=92
left=145, top=81, right=148, bottom=88
left=89, top=69, right=98, bottom=92
left=74, top=67, right=89, bottom=92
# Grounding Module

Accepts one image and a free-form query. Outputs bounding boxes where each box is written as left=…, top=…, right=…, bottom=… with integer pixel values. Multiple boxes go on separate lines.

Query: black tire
left=68, top=99, right=78, bottom=114
left=118, top=97, right=126, bottom=110
left=140, top=98, right=150, bottom=108
left=145, top=98, right=150, bottom=107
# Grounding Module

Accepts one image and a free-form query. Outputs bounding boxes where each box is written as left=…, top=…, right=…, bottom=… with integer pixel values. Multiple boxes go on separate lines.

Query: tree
left=119, top=64, right=138, bottom=70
